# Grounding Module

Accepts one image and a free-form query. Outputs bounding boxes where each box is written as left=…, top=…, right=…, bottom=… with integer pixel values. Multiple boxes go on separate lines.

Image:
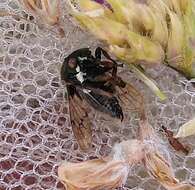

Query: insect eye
left=68, top=58, right=77, bottom=69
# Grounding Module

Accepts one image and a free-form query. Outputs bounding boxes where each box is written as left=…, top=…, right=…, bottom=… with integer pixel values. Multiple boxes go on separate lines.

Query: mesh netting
left=0, top=0, right=195, bottom=190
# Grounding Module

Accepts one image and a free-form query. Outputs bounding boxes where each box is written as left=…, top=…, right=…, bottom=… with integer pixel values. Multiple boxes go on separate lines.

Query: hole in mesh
left=35, top=75, right=48, bottom=86
left=126, top=175, right=142, bottom=189
left=43, top=49, right=60, bottom=61
left=175, top=168, right=189, bottom=181
left=58, top=151, right=71, bottom=161
left=12, top=146, right=29, bottom=159
left=5, top=31, right=14, bottom=39
left=2, top=119, right=15, bottom=129
left=21, top=70, right=34, bottom=80
left=31, top=146, right=50, bottom=161
left=39, top=89, right=52, bottom=99
left=30, top=47, right=43, bottom=57
left=28, top=135, right=42, bottom=147
left=40, top=176, right=57, bottom=189
left=18, top=123, right=30, bottom=134
left=0, top=158, right=15, bottom=171
left=16, top=160, right=34, bottom=172
left=26, top=121, right=38, bottom=131
left=0, top=183, right=7, bottom=190
left=61, top=140, right=74, bottom=150
left=174, top=93, right=191, bottom=106
left=40, top=110, right=51, bottom=121
left=185, top=157, right=195, bottom=169
left=56, top=181, right=65, bottom=189
left=57, top=116, right=66, bottom=126
left=0, top=132, right=7, bottom=142
left=21, top=11, right=30, bottom=19
left=0, top=104, right=11, bottom=112
left=0, top=96, right=8, bottom=105
left=23, top=33, right=38, bottom=45
left=6, top=133, right=16, bottom=144
left=31, top=110, right=42, bottom=123
left=2, top=70, right=7, bottom=78
left=8, top=1, right=20, bottom=10
left=58, top=131, right=71, bottom=140
left=39, top=124, right=55, bottom=136
left=9, top=45, right=17, bottom=54
left=3, top=170, right=21, bottom=185
left=15, top=137, right=25, bottom=146
left=44, top=138, right=59, bottom=149
left=10, top=80, right=22, bottom=92
left=18, top=57, right=31, bottom=64
left=99, top=144, right=111, bottom=157
left=137, top=166, right=150, bottom=179
left=54, top=90, right=64, bottom=99
left=19, top=23, right=25, bottom=31
left=27, top=98, right=40, bottom=108
left=11, top=94, right=25, bottom=104
left=51, top=77, right=60, bottom=87
left=35, top=162, right=53, bottom=175
left=23, top=84, right=36, bottom=94
left=15, top=108, right=28, bottom=120
left=49, top=115, right=58, bottom=125
left=15, top=32, right=22, bottom=39
left=25, top=24, right=31, bottom=32
left=53, top=102, right=62, bottom=114
left=8, top=72, right=17, bottom=80
left=22, top=174, right=38, bottom=186
left=33, top=60, right=44, bottom=72
left=47, top=152, right=59, bottom=163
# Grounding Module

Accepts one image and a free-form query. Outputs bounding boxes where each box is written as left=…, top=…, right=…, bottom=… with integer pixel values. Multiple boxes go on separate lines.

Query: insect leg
left=95, top=47, right=102, bottom=60
left=95, top=47, right=118, bottom=77
left=95, top=47, right=117, bottom=65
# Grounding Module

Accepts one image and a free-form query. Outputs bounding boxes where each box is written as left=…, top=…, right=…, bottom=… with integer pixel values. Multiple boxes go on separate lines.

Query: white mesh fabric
left=0, top=0, right=195, bottom=190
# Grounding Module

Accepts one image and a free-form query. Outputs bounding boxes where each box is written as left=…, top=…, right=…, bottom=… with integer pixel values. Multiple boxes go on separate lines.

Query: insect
left=61, top=47, right=143, bottom=151
left=160, top=126, right=190, bottom=155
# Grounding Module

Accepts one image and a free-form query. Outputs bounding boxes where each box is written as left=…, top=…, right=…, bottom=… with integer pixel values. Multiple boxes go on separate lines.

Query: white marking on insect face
left=75, top=65, right=86, bottom=83
left=78, top=56, right=88, bottom=61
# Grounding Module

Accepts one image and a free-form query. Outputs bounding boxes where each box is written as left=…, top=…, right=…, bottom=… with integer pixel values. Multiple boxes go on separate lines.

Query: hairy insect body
left=61, top=47, right=135, bottom=150
left=69, top=55, right=122, bottom=119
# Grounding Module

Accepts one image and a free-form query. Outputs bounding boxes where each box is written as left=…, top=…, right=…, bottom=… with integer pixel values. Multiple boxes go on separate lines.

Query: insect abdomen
left=83, top=91, right=123, bottom=121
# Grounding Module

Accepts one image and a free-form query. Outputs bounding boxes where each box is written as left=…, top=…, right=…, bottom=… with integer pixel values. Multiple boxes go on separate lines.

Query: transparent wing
left=67, top=85, right=92, bottom=151
left=115, top=78, right=144, bottom=116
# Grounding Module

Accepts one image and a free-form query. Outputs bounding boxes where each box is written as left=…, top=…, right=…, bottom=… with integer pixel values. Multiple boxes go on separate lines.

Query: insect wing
left=67, top=85, right=92, bottom=151
left=115, top=80, right=144, bottom=115
left=82, top=89, right=124, bottom=121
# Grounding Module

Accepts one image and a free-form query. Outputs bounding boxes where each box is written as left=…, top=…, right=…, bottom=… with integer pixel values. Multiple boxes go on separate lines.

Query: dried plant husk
left=58, top=114, right=195, bottom=190
left=58, top=140, right=142, bottom=190
left=68, top=0, right=195, bottom=81
left=19, top=0, right=64, bottom=36
left=19, top=0, right=60, bottom=25
left=74, top=13, right=128, bottom=45
left=175, top=117, right=195, bottom=138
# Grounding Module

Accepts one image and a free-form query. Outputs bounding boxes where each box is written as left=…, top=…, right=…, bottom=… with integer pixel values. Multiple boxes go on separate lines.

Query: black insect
left=61, top=47, right=142, bottom=151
